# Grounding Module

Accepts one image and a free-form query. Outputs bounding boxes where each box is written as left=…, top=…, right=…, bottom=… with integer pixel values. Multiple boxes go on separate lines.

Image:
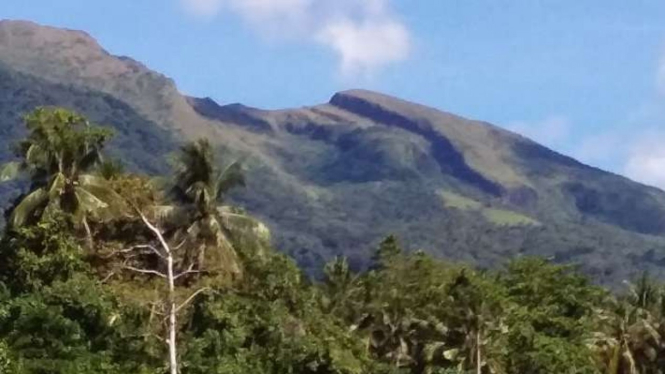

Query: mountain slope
left=1, top=20, right=664, bottom=286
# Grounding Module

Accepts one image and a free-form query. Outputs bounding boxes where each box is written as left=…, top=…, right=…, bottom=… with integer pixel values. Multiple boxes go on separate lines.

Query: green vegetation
left=0, top=108, right=119, bottom=240
left=439, top=190, right=540, bottom=227
left=2, top=53, right=665, bottom=288
left=439, top=191, right=483, bottom=211
left=0, top=64, right=177, bottom=229
left=1, top=108, right=665, bottom=373
left=481, top=208, right=540, bottom=227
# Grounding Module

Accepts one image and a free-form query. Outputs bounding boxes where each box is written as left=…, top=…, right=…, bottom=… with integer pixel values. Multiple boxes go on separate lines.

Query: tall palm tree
left=153, top=139, right=269, bottom=278
left=0, top=107, right=120, bottom=242
left=443, top=270, right=506, bottom=374
left=334, top=253, right=461, bottom=374
left=322, top=257, right=362, bottom=315
left=591, top=275, right=665, bottom=374
left=592, top=301, right=647, bottom=374
left=626, top=275, right=665, bottom=374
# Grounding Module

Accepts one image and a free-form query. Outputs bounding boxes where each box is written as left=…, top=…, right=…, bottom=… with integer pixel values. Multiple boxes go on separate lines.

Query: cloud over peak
left=180, top=0, right=411, bottom=77
left=624, top=131, right=665, bottom=189
left=317, top=17, right=409, bottom=76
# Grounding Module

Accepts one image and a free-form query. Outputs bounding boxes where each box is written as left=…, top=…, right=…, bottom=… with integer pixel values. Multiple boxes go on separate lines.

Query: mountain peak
left=332, top=88, right=389, bottom=100
left=0, top=19, right=94, bottom=41
left=0, top=19, right=104, bottom=64
left=330, top=88, right=475, bottom=126
left=0, top=19, right=156, bottom=85
left=0, top=19, right=193, bottom=129
left=331, top=89, right=419, bottom=109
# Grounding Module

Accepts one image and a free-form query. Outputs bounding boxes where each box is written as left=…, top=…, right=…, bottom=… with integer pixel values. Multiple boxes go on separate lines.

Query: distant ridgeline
left=1, top=20, right=665, bottom=287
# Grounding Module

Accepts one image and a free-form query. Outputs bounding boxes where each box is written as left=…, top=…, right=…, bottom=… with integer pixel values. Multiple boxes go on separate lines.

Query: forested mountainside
left=1, top=20, right=665, bottom=286
left=2, top=18, right=665, bottom=373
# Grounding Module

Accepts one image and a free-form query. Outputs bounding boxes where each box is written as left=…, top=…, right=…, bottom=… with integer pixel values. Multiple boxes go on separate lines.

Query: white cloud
left=624, top=131, right=665, bottom=189
left=564, top=126, right=665, bottom=190
left=507, top=117, right=664, bottom=191
left=317, top=18, right=410, bottom=77
left=508, top=115, right=571, bottom=149
left=179, top=0, right=411, bottom=76
left=504, top=49, right=665, bottom=191
left=615, top=58, right=665, bottom=189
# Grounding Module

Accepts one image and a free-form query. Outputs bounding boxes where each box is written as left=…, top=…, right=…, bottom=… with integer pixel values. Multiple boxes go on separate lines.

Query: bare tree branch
left=132, top=244, right=167, bottom=259
left=175, top=287, right=211, bottom=314
left=179, top=263, right=195, bottom=274
left=173, top=263, right=204, bottom=280
left=102, top=244, right=165, bottom=259
left=174, top=270, right=202, bottom=281
left=123, top=265, right=167, bottom=279
left=139, top=213, right=172, bottom=257
left=173, top=237, right=188, bottom=250
left=100, top=271, right=116, bottom=284
left=125, top=208, right=183, bottom=374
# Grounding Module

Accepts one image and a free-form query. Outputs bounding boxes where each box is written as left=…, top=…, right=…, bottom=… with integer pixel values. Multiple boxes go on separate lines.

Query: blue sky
left=2, top=1, right=665, bottom=188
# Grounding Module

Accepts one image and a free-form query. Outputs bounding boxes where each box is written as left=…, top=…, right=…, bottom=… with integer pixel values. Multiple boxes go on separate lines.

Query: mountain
left=1, top=20, right=665, bottom=286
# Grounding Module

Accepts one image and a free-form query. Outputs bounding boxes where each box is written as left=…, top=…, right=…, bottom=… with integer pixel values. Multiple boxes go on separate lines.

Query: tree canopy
left=1, top=108, right=665, bottom=373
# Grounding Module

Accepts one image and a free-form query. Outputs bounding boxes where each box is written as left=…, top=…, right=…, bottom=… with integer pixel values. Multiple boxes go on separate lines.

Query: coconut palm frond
left=173, top=139, right=215, bottom=194
left=9, top=188, right=49, bottom=227
left=97, top=159, right=125, bottom=180
left=0, top=161, right=22, bottom=182
left=5, top=108, right=121, bottom=232
left=622, top=347, right=638, bottom=374
left=78, top=174, right=110, bottom=188
left=216, top=160, right=245, bottom=199
left=160, top=139, right=267, bottom=277
left=148, top=205, right=189, bottom=226
left=75, top=187, right=110, bottom=212
left=47, top=173, right=66, bottom=200
left=78, top=147, right=104, bottom=172
left=212, top=230, right=241, bottom=275
left=422, top=341, right=447, bottom=363
left=182, top=218, right=240, bottom=275
left=218, top=206, right=270, bottom=241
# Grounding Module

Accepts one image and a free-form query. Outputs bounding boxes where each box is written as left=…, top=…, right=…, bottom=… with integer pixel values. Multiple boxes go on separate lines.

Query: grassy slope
left=231, top=91, right=665, bottom=286
left=439, top=190, right=540, bottom=226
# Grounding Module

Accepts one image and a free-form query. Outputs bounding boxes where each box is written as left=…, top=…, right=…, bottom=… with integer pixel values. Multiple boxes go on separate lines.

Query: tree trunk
left=476, top=329, right=482, bottom=374
left=166, top=248, right=178, bottom=374
left=134, top=213, right=190, bottom=373
left=82, top=216, right=94, bottom=250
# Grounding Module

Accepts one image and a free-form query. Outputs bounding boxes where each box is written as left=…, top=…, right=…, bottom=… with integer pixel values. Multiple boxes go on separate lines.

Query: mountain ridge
left=1, top=19, right=664, bottom=286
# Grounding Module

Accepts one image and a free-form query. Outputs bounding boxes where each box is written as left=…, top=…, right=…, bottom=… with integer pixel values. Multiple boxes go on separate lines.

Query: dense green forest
left=1, top=107, right=665, bottom=373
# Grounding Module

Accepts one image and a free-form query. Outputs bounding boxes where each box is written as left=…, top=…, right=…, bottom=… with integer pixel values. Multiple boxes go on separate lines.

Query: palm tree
left=626, top=275, right=665, bottom=373
left=592, top=301, right=647, bottom=374
left=0, top=107, right=121, bottom=244
left=591, top=275, right=665, bottom=374
left=443, top=270, right=506, bottom=374
left=153, top=139, right=269, bottom=278
left=624, top=274, right=665, bottom=374
left=323, top=257, right=362, bottom=315
left=336, top=251, right=460, bottom=374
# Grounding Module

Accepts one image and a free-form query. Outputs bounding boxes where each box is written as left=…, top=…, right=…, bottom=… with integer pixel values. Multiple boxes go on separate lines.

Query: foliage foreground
left=1, top=108, right=665, bottom=373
